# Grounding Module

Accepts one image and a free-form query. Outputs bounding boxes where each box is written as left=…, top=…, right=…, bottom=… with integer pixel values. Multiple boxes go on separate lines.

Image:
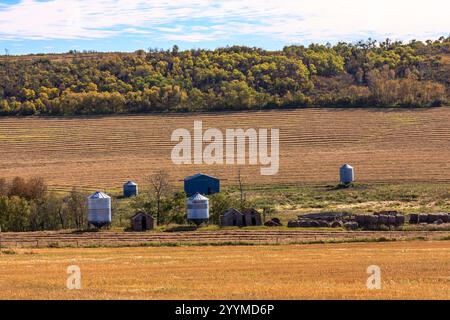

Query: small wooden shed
left=242, top=208, right=262, bottom=226
left=220, top=208, right=245, bottom=227
left=131, top=211, right=154, bottom=231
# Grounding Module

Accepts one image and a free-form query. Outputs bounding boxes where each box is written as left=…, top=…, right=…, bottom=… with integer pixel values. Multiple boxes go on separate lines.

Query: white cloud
left=0, top=0, right=448, bottom=43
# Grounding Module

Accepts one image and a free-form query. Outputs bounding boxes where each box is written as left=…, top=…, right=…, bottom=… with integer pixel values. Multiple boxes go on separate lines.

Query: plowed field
left=1, top=108, right=449, bottom=191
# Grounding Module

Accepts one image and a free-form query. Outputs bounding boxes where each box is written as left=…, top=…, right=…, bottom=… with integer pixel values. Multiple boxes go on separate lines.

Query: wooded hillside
left=0, top=37, right=449, bottom=116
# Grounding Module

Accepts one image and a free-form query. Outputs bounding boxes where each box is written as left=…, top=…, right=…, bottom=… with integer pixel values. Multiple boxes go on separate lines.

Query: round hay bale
left=299, top=221, right=311, bottom=228
left=409, top=214, right=419, bottom=224
left=418, top=214, right=429, bottom=223
left=378, top=215, right=389, bottom=225
left=366, top=215, right=378, bottom=225
left=428, top=214, right=440, bottom=223
left=387, top=215, right=397, bottom=226
left=331, top=221, right=343, bottom=228
left=264, top=220, right=281, bottom=227
left=395, top=215, right=405, bottom=226
left=355, top=215, right=366, bottom=225
left=441, top=214, right=449, bottom=223
left=344, top=222, right=358, bottom=230
left=437, top=214, right=448, bottom=223
left=318, top=221, right=331, bottom=228
left=271, top=218, right=281, bottom=225
left=433, top=219, right=444, bottom=225
left=309, top=221, right=320, bottom=228
left=287, top=220, right=300, bottom=228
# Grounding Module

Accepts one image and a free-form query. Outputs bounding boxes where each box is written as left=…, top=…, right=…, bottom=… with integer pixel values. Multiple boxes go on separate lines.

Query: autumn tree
left=148, top=170, right=171, bottom=224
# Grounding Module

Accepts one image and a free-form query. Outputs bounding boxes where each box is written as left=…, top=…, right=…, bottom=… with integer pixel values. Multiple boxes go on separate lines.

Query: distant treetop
left=0, top=37, right=449, bottom=116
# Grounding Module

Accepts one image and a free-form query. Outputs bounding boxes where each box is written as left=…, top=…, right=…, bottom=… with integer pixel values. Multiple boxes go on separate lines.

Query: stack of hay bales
left=299, top=220, right=312, bottom=228
left=288, top=211, right=357, bottom=229
left=409, top=213, right=449, bottom=225
left=409, top=214, right=419, bottom=224
left=318, top=221, right=331, bottom=228
left=395, top=215, right=405, bottom=226
left=354, top=212, right=406, bottom=229
left=287, top=220, right=300, bottom=228
left=344, top=222, right=359, bottom=230
left=331, top=221, right=344, bottom=228
left=287, top=218, right=347, bottom=229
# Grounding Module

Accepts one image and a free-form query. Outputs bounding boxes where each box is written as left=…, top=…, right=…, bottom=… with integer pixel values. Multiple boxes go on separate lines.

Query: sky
left=0, top=0, right=449, bottom=55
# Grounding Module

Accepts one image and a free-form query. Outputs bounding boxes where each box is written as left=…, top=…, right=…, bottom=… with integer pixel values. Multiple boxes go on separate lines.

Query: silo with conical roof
left=123, top=181, right=138, bottom=197
left=340, top=164, right=355, bottom=184
left=87, top=191, right=112, bottom=228
left=186, top=193, right=209, bottom=226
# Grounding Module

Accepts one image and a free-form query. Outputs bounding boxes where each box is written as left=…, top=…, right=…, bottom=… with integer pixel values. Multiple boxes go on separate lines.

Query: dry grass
left=0, top=241, right=449, bottom=300
left=1, top=108, right=450, bottom=192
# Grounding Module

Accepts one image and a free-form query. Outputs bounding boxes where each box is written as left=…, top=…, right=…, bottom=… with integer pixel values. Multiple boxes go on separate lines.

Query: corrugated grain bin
left=187, top=193, right=209, bottom=226
left=123, top=181, right=138, bottom=197
left=87, top=191, right=112, bottom=228
left=340, top=164, right=355, bottom=184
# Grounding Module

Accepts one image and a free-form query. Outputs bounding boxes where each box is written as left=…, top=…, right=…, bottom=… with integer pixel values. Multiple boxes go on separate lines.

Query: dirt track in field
left=0, top=230, right=448, bottom=247
left=0, top=108, right=450, bottom=191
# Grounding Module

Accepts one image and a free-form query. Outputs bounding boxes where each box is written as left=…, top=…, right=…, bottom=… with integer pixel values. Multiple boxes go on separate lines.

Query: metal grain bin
left=87, top=191, right=112, bottom=228
left=123, top=181, right=138, bottom=198
left=186, top=193, right=209, bottom=226
left=340, top=164, right=355, bottom=184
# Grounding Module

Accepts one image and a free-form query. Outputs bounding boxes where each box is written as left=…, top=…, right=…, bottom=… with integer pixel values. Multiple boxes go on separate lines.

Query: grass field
left=1, top=108, right=450, bottom=192
left=0, top=241, right=448, bottom=299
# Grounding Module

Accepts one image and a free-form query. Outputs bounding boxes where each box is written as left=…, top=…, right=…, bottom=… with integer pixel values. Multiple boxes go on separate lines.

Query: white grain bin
left=340, top=164, right=355, bottom=184
left=87, top=191, right=112, bottom=228
left=187, top=192, right=209, bottom=226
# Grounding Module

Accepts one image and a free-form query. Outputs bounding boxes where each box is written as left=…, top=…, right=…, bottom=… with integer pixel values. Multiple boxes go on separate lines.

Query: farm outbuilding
left=130, top=212, right=154, bottom=231
left=220, top=208, right=263, bottom=227
left=184, top=173, right=220, bottom=197
left=242, top=208, right=263, bottom=226
left=220, top=208, right=245, bottom=227
left=123, top=181, right=138, bottom=197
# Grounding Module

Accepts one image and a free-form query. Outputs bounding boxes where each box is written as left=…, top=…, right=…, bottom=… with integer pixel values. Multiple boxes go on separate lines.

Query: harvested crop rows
left=1, top=241, right=449, bottom=299
left=0, top=230, right=448, bottom=248
left=1, top=108, right=450, bottom=191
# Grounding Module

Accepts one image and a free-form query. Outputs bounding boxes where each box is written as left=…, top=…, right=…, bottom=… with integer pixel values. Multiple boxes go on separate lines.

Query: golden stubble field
left=0, top=241, right=449, bottom=300
left=0, top=108, right=450, bottom=191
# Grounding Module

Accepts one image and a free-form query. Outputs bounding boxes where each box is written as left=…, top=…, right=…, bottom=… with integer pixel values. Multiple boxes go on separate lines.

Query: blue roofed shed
left=184, top=173, right=220, bottom=197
